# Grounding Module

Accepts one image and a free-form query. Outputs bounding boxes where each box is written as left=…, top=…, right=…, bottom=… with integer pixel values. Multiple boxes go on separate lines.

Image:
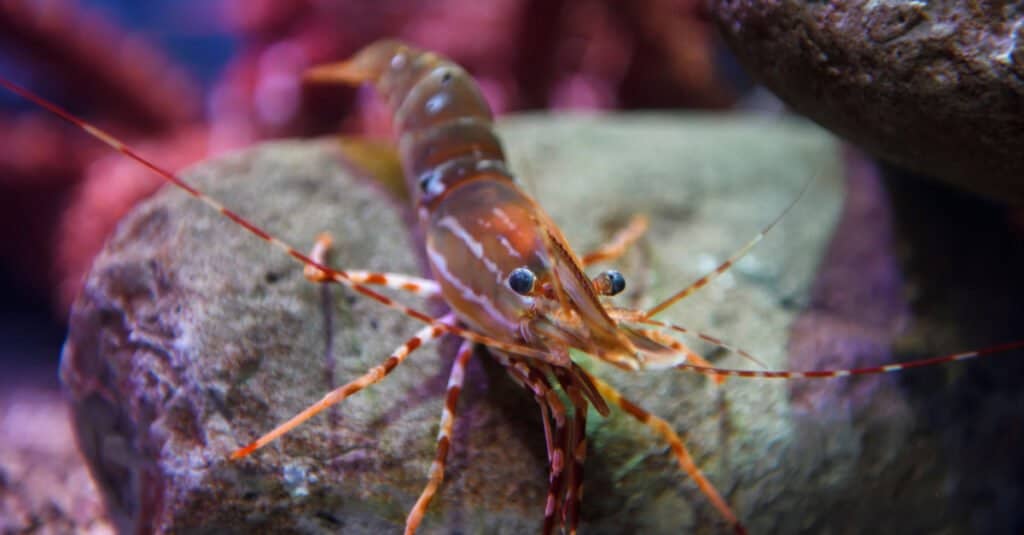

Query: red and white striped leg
left=585, top=371, right=747, bottom=535
left=500, top=358, right=557, bottom=466
left=499, top=359, right=568, bottom=535
left=304, top=232, right=441, bottom=297
left=230, top=314, right=455, bottom=460
left=303, top=232, right=336, bottom=282
left=404, top=339, right=475, bottom=534
left=344, top=271, right=441, bottom=298
left=542, top=384, right=569, bottom=535
left=552, top=369, right=589, bottom=535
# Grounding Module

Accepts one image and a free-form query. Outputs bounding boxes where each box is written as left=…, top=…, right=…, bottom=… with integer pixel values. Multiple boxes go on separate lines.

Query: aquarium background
left=3, top=1, right=1022, bottom=533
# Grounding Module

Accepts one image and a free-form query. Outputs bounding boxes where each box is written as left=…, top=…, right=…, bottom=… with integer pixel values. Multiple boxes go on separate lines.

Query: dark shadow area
left=788, top=151, right=1024, bottom=534
left=883, top=164, right=1024, bottom=535
left=0, top=263, right=65, bottom=390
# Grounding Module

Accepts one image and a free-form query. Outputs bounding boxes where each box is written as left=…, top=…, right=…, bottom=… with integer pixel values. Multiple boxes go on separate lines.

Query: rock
left=711, top=0, right=1024, bottom=203
left=59, top=114, right=1022, bottom=534
left=0, top=384, right=114, bottom=535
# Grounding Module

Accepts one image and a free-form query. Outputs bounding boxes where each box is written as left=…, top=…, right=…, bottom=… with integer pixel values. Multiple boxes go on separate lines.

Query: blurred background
left=0, top=0, right=753, bottom=382
left=0, top=4, right=762, bottom=528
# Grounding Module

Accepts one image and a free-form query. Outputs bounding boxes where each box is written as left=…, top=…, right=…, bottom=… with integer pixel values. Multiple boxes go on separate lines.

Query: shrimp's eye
left=595, top=270, right=626, bottom=296
left=507, top=267, right=536, bottom=295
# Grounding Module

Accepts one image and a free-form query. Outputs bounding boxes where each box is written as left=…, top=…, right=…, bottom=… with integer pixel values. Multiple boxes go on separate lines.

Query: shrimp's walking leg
left=542, top=386, right=570, bottom=535
left=580, top=214, right=649, bottom=267
left=585, top=372, right=747, bottom=535
left=231, top=315, right=454, bottom=459
left=553, top=370, right=589, bottom=535
left=405, top=339, right=475, bottom=534
left=304, top=232, right=441, bottom=297
left=503, top=360, right=569, bottom=535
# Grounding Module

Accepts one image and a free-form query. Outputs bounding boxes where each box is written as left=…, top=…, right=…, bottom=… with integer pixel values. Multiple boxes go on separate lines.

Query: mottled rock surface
left=60, top=114, right=1024, bottom=534
left=712, top=0, right=1024, bottom=202
left=0, top=384, right=113, bottom=535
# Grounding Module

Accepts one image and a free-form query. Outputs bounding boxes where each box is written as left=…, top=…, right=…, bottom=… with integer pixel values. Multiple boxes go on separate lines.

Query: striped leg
left=542, top=385, right=570, bottom=535
left=585, top=371, right=747, bottom=535
left=503, top=360, right=571, bottom=535
left=344, top=270, right=441, bottom=297
left=553, top=369, right=590, bottom=535
left=304, top=232, right=441, bottom=297
left=566, top=394, right=587, bottom=535
left=405, top=339, right=475, bottom=534
left=500, top=359, right=556, bottom=466
left=231, top=315, right=454, bottom=459
left=580, top=214, right=649, bottom=267
left=309, top=233, right=340, bottom=426
left=302, top=232, right=336, bottom=282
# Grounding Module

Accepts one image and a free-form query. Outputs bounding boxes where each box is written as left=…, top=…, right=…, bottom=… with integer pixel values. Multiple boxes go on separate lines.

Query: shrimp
left=3, top=40, right=1022, bottom=534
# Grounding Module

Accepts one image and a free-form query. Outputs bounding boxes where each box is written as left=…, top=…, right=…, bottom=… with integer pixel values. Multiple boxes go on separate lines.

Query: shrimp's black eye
left=595, top=270, right=626, bottom=296
left=507, top=267, right=536, bottom=295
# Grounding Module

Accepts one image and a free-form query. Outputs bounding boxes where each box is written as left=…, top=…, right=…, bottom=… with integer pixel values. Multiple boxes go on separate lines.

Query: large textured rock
left=60, top=114, right=1023, bottom=534
left=712, top=0, right=1024, bottom=202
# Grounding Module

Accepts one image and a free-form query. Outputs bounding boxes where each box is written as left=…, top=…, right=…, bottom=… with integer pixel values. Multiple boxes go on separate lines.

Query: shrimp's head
left=425, top=178, right=670, bottom=369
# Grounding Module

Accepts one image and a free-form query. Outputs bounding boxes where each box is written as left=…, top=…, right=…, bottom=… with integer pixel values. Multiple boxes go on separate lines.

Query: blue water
left=81, top=0, right=237, bottom=87
left=0, top=0, right=237, bottom=108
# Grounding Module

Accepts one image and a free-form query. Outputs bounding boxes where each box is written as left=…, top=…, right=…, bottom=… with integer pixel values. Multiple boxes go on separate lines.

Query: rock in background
left=712, top=0, right=1024, bottom=202
left=59, top=114, right=1023, bottom=534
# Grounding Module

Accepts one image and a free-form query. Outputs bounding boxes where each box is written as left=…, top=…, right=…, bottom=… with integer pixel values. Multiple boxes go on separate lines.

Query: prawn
left=3, top=40, right=1022, bottom=534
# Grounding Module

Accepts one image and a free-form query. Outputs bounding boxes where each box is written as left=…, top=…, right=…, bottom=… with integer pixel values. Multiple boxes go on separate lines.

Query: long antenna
left=0, top=77, right=557, bottom=363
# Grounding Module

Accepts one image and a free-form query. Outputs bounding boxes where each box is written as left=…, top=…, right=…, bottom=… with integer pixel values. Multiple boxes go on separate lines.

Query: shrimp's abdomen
left=364, top=43, right=511, bottom=207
